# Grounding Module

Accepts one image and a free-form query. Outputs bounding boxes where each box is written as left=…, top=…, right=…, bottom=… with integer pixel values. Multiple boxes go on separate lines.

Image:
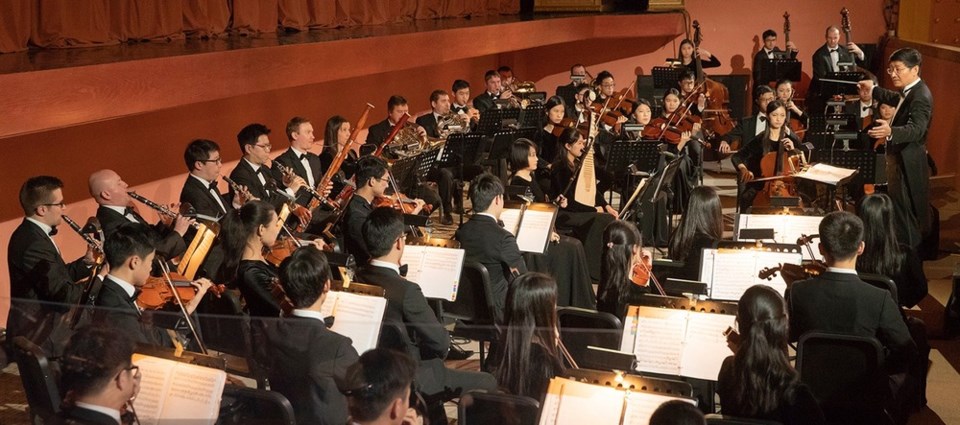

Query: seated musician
left=676, top=70, right=711, bottom=160
left=850, top=74, right=884, bottom=149
left=857, top=194, right=929, bottom=308
left=231, top=123, right=311, bottom=227
left=417, top=89, right=474, bottom=225
left=752, top=29, right=799, bottom=86
left=650, top=88, right=700, bottom=210
left=320, top=114, right=361, bottom=199
left=215, top=200, right=324, bottom=317
left=264, top=246, right=359, bottom=425
left=90, top=169, right=191, bottom=260
left=786, top=211, right=920, bottom=422
left=451, top=79, right=479, bottom=121
left=730, top=100, right=805, bottom=211
left=345, top=156, right=425, bottom=265
left=723, top=85, right=776, bottom=151
left=472, top=70, right=511, bottom=114
left=454, top=173, right=529, bottom=315
left=498, top=65, right=515, bottom=89
left=341, top=349, right=421, bottom=425
left=180, top=139, right=250, bottom=221
left=596, top=220, right=651, bottom=320
left=94, top=222, right=213, bottom=346
left=557, top=63, right=589, bottom=108
left=571, top=85, right=595, bottom=125
left=7, top=176, right=97, bottom=347
left=666, top=186, right=722, bottom=281
left=537, top=95, right=568, bottom=164
left=493, top=272, right=565, bottom=401
left=774, top=78, right=808, bottom=127
left=55, top=326, right=141, bottom=425
left=678, top=38, right=721, bottom=76
left=355, top=207, right=497, bottom=418
left=621, top=98, right=653, bottom=140
left=269, top=117, right=330, bottom=211
left=507, top=139, right=595, bottom=308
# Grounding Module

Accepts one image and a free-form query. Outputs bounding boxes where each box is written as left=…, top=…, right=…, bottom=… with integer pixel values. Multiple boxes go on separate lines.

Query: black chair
left=219, top=385, right=296, bottom=425
left=858, top=273, right=900, bottom=306
left=440, top=261, right=498, bottom=368
left=556, top=307, right=623, bottom=370
left=796, top=332, right=894, bottom=425
left=458, top=390, right=540, bottom=425
left=705, top=414, right=783, bottom=424
left=12, top=336, right=61, bottom=424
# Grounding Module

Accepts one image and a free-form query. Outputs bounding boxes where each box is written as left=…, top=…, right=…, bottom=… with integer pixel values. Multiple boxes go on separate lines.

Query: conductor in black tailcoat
left=860, top=48, right=933, bottom=249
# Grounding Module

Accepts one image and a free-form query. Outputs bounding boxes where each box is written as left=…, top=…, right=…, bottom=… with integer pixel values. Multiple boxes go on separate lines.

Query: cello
left=752, top=117, right=807, bottom=207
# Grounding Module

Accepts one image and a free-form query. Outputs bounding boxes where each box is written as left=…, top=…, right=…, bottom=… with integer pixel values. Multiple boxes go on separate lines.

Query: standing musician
left=7, top=176, right=98, bottom=348
left=180, top=139, right=250, bottom=220
left=269, top=117, right=330, bottom=210
left=677, top=38, right=721, bottom=76
left=416, top=89, right=472, bottom=225
left=859, top=47, right=933, bottom=249
left=724, top=85, right=777, bottom=149
left=89, top=169, right=192, bottom=260
left=230, top=123, right=311, bottom=227
left=731, top=100, right=805, bottom=211
left=810, top=26, right=865, bottom=112
left=752, top=29, right=799, bottom=86
left=93, top=222, right=213, bottom=346
left=472, top=70, right=512, bottom=114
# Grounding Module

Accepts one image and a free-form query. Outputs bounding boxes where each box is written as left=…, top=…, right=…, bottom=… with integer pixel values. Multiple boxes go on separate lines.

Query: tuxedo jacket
left=343, top=196, right=374, bottom=265
left=264, top=315, right=359, bottom=425
left=472, top=91, right=497, bottom=114
left=415, top=112, right=441, bottom=139
left=229, top=159, right=293, bottom=212
left=97, top=206, right=186, bottom=260
left=50, top=405, right=119, bottom=425
left=270, top=148, right=325, bottom=207
left=752, top=48, right=798, bottom=84
left=364, top=118, right=393, bottom=148
left=179, top=175, right=232, bottom=220
left=810, top=43, right=860, bottom=96
left=786, top=271, right=917, bottom=370
left=872, top=80, right=933, bottom=237
left=723, top=114, right=763, bottom=148
left=454, top=214, right=527, bottom=314
left=92, top=276, right=170, bottom=347
left=6, top=219, right=86, bottom=339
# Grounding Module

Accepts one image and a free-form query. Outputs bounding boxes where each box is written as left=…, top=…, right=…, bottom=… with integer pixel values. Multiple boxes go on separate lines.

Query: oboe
left=127, top=192, right=200, bottom=229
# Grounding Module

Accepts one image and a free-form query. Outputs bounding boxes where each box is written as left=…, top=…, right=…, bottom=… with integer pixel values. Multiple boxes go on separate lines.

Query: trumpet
left=128, top=192, right=201, bottom=230
left=61, top=214, right=103, bottom=252
left=276, top=164, right=323, bottom=201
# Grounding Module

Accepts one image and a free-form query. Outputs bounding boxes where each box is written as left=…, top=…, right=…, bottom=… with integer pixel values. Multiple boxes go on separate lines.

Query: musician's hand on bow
left=293, top=205, right=312, bottom=227
left=737, top=164, right=755, bottom=183
left=603, top=205, right=618, bottom=217
left=867, top=119, right=892, bottom=139
left=555, top=194, right=568, bottom=208
left=411, top=198, right=426, bottom=215
left=309, top=238, right=329, bottom=252
left=718, top=140, right=731, bottom=154
left=172, top=214, right=195, bottom=237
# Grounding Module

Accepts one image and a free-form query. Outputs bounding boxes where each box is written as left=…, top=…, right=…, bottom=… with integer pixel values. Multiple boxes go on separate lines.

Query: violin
left=630, top=249, right=666, bottom=295
left=265, top=237, right=299, bottom=268
left=137, top=274, right=225, bottom=310
left=758, top=261, right=826, bottom=286
left=373, top=194, right=433, bottom=215
left=549, top=117, right=579, bottom=137
left=270, top=277, right=295, bottom=316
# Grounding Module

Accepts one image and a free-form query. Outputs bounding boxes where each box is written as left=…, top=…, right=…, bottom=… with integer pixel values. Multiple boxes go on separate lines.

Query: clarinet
left=128, top=192, right=201, bottom=229
left=61, top=215, right=102, bottom=251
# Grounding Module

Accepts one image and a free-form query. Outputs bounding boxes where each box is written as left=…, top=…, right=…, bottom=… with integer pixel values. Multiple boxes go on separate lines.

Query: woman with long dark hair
left=597, top=220, right=650, bottom=319
left=717, top=285, right=824, bottom=424
left=730, top=100, right=804, bottom=211
left=320, top=115, right=359, bottom=197
left=668, top=186, right=723, bottom=280
left=217, top=200, right=284, bottom=317
left=536, top=95, right=567, bottom=164
left=494, top=272, right=565, bottom=400
left=857, top=193, right=928, bottom=307
left=678, top=38, right=721, bottom=76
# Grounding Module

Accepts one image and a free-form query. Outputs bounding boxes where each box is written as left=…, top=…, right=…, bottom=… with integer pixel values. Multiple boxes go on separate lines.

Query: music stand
left=556, top=84, right=580, bottom=110
left=519, top=103, right=545, bottom=129
left=627, top=157, right=681, bottom=248
left=389, top=154, right=419, bottom=192
left=438, top=134, right=483, bottom=169
left=807, top=114, right=857, bottom=132
left=605, top=140, right=661, bottom=177
left=759, top=58, right=802, bottom=85
left=652, top=66, right=683, bottom=89
left=477, top=108, right=521, bottom=136
left=824, top=148, right=880, bottom=198
left=821, top=71, right=864, bottom=96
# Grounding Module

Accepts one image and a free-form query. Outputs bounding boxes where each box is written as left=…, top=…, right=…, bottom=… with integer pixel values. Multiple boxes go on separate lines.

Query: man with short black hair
left=472, top=70, right=511, bottom=114
left=56, top=326, right=140, bottom=425
left=342, top=348, right=420, bottom=425
left=231, top=123, right=311, bottom=227
left=365, top=95, right=426, bottom=147
left=7, top=176, right=97, bottom=348
left=752, top=28, right=798, bottom=86
left=264, top=246, right=359, bottom=425
left=356, top=208, right=496, bottom=419
left=179, top=139, right=248, bottom=220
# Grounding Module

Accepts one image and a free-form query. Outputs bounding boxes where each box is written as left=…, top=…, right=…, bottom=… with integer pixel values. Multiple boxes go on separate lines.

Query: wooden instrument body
left=137, top=273, right=225, bottom=310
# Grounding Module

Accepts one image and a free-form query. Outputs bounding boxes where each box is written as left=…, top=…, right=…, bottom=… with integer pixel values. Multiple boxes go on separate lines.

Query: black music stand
left=605, top=140, right=661, bottom=179
left=438, top=134, right=483, bottom=168
left=556, top=84, right=580, bottom=109
left=626, top=156, right=681, bottom=248
left=821, top=71, right=864, bottom=96
left=652, top=66, right=683, bottom=89
left=808, top=114, right=857, bottom=132
left=389, top=154, right=420, bottom=193
left=759, top=58, right=802, bottom=85
left=477, top=108, right=521, bottom=136
left=825, top=148, right=882, bottom=198
left=519, top=103, right=545, bottom=129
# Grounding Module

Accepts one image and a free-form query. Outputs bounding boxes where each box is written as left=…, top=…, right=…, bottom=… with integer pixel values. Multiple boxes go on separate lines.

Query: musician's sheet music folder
left=538, top=376, right=695, bottom=425
left=498, top=202, right=558, bottom=254
left=619, top=305, right=735, bottom=381
left=699, top=247, right=803, bottom=300
left=399, top=244, right=465, bottom=301
left=320, top=291, right=387, bottom=354
left=735, top=213, right=824, bottom=261
left=131, top=353, right=227, bottom=425
left=794, top=163, right=858, bottom=186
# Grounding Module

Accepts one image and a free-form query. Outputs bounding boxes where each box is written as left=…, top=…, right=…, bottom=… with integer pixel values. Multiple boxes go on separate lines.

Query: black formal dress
left=717, top=356, right=826, bottom=425
left=319, top=147, right=359, bottom=201
left=179, top=175, right=232, bottom=220
left=680, top=55, right=721, bottom=78
left=596, top=278, right=649, bottom=321
left=270, top=148, right=325, bottom=208
left=264, top=314, right=359, bottom=425
left=535, top=129, right=561, bottom=164
left=730, top=131, right=804, bottom=211
left=355, top=264, right=497, bottom=397
left=97, top=206, right=186, bottom=260
left=472, top=91, right=498, bottom=114
left=507, top=175, right=596, bottom=309
left=50, top=405, right=121, bottom=425
left=669, top=232, right=718, bottom=282
left=549, top=159, right=617, bottom=281
left=859, top=244, right=928, bottom=309
left=491, top=342, right=564, bottom=402
left=752, top=47, right=798, bottom=86
left=872, top=81, right=933, bottom=248
left=234, top=260, right=281, bottom=318
left=454, top=214, right=527, bottom=316
left=6, top=219, right=87, bottom=346
left=343, top=196, right=374, bottom=265
left=93, top=276, right=171, bottom=347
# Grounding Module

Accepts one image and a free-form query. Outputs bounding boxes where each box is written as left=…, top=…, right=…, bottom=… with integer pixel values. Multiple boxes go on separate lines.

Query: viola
left=269, top=277, right=295, bottom=316
left=630, top=253, right=653, bottom=287
left=137, top=274, right=225, bottom=310
left=265, top=237, right=298, bottom=268
left=374, top=194, right=433, bottom=215
left=549, top=117, right=579, bottom=137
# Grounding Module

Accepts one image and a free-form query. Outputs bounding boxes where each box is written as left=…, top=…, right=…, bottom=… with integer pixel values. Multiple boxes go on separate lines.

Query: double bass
left=689, top=21, right=737, bottom=152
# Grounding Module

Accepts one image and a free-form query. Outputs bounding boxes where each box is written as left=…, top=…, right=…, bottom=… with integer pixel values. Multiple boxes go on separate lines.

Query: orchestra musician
left=89, top=169, right=191, bottom=260
left=556, top=63, right=589, bottom=109
left=678, top=38, right=721, bottom=76
left=416, top=90, right=466, bottom=224
left=472, top=70, right=512, bottom=114
left=621, top=98, right=653, bottom=140
left=650, top=88, right=699, bottom=211
left=596, top=220, right=650, bottom=320
left=7, top=176, right=97, bottom=349
left=93, top=222, right=213, bottom=346
left=497, top=65, right=515, bottom=89
left=774, top=78, right=808, bottom=127
left=538, top=95, right=567, bottom=164
left=752, top=29, right=798, bottom=86
left=666, top=186, right=722, bottom=281
left=320, top=115, right=361, bottom=189
left=731, top=100, right=805, bottom=211
left=723, top=85, right=776, bottom=150
left=810, top=26, right=865, bottom=112
left=270, top=117, right=330, bottom=210
left=179, top=139, right=249, bottom=220
left=230, top=123, right=311, bottom=227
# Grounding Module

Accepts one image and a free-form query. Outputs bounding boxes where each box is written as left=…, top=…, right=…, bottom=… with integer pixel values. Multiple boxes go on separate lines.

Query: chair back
left=220, top=385, right=296, bottom=425
left=796, top=331, right=893, bottom=424
left=556, top=307, right=623, bottom=370
left=458, top=390, right=540, bottom=425
left=704, top=414, right=784, bottom=424
left=858, top=273, right=900, bottom=306
left=441, top=261, right=497, bottom=324
left=12, top=336, right=61, bottom=423
left=378, top=320, right=419, bottom=360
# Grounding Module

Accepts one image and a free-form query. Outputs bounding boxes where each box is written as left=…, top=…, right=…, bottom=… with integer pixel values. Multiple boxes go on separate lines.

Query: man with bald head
left=810, top=25, right=865, bottom=112
left=89, top=169, right=192, bottom=259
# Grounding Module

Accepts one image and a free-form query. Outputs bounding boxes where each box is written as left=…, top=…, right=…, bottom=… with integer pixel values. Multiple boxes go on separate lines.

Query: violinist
left=666, top=186, right=722, bottom=281
left=231, top=123, right=311, bottom=227
left=731, top=100, right=805, bottom=211
left=678, top=70, right=707, bottom=117
left=344, top=156, right=425, bottom=265
left=596, top=220, right=652, bottom=320
left=93, top=222, right=213, bottom=346
left=752, top=29, right=798, bottom=86
left=678, top=38, right=721, bottom=76
left=649, top=88, right=700, bottom=209
left=538, top=95, right=569, bottom=164
left=621, top=98, right=653, bottom=140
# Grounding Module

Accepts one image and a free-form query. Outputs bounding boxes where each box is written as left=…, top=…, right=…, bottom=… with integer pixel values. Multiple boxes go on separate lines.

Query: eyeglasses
left=200, top=157, right=223, bottom=164
left=255, top=143, right=272, bottom=150
left=886, top=66, right=910, bottom=75
left=117, top=364, right=141, bottom=382
left=601, top=83, right=616, bottom=88
left=41, top=202, right=66, bottom=208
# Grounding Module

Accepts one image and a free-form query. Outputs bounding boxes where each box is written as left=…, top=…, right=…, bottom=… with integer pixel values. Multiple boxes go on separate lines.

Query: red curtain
left=31, top=0, right=116, bottom=49
left=0, top=0, right=31, bottom=53
left=109, top=0, right=184, bottom=42
left=182, top=0, right=230, bottom=38
left=233, top=0, right=280, bottom=36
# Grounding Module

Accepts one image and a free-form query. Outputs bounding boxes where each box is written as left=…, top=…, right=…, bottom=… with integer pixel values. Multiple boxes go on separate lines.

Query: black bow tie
left=497, top=220, right=505, bottom=228
left=759, top=116, right=767, bottom=122
left=256, top=167, right=267, bottom=175
left=323, top=316, right=335, bottom=328
left=124, top=206, right=136, bottom=216
left=208, top=182, right=219, bottom=192
left=399, top=264, right=408, bottom=277
left=452, top=105, right=466, bottom=113
left=298, top=153, right=309, bottom=162
left=131, top=289, right=142, bottom=303
left=863, top=106, right=872, bottom=112
left=48, top=226, right=58, bottom=236
left=829, top=48, right=838, bottom=53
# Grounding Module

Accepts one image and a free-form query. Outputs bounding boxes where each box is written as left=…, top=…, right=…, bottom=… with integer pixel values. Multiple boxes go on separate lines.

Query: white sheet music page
left=538, top=377, right=624, bottom=425
left=632, top=307, right=686, bottom=376
left=622, top=391, right=697, bottom=425
left=679, top=312, right=737, bottom=381
left=399, top=245, right=465, bottom=301
left=131, top=354, right=226, bottom=425
left=794, top=163, right=857, bottom=185
left=499, top=207, right=523, bottom=236
left=738, top=214, right=824, bottom=261
left=515, top=209, right=554, bottom=254
left=701, top=249, right=800, bottom=300
left=327, top=292, right=387, bottom=354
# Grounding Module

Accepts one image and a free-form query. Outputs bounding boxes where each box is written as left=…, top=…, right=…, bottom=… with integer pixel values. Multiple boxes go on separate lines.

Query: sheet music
left=632, top=307, right=686, bottom=376
left=794, top=163, right=857, bottom=185
left=132, top=354, right=226, bottom=425
left=499, top=207, right=523, bottom=236
left=679, top=312, right=736, bottom=381
left=738, top=214, right=824, bottom=261
left=400, top=245, right=465, bottom=301
left=515, top=209, right=555, bottom=254
left=326, top=291, right=387, bottom=354
left=622, top=391, right=697, bottom=425
left=539, top=378, right=625, bottom=425
left=701, top=249, right=800, bottom=300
